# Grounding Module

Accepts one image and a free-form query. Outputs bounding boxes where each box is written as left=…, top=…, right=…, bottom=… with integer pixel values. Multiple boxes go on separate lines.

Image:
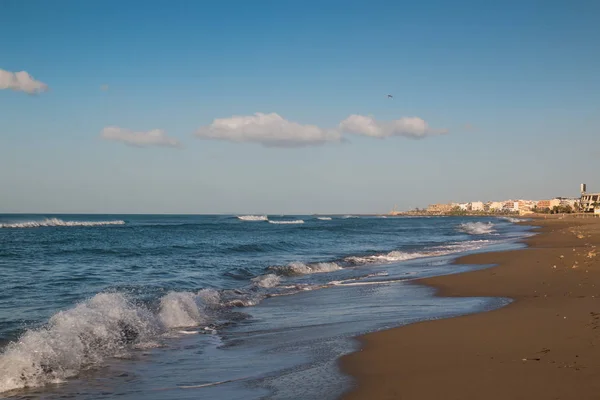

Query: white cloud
left=339, top=115, right=447, bottom=139
left=194, top=112, right=342, bottom=148
left=101, top=126, right=181, bottom=148
left=0, top=69, right=48, bottom=94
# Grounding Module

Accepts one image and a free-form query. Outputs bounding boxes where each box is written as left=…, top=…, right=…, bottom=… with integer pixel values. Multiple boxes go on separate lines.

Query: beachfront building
left=427, top=203, right=454, bottom=214
left=580, top=193, right=600, bottom=212
left=471, top=201, right=485, bottom=211
left=537, top=200, right=551, bottom=210
left=489, top=201, right=504, bottom=212
left=518, top=200, right=537, bottom=212
left=503, top=201, right=519, bottom=212
left=458, top=203, right=470, bottom=211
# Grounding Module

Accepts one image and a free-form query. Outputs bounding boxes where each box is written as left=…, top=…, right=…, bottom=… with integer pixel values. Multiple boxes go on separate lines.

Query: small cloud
left=101, top=126, right=181, bottom=148
left=339, top=115, right=447, bottom=139
left=194, top=112, right=342, bottom=148
left=100, top=84, right=109, bottom=91
left=0, top=69, right=48, bottom=94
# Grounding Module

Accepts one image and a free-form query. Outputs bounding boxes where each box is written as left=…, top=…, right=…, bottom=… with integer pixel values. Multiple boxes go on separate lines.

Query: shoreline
left=340, top=216, right=600, bottom=399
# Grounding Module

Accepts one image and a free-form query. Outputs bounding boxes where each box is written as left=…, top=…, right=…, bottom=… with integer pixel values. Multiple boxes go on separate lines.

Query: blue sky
left=1, top=0, right=599, bottom=214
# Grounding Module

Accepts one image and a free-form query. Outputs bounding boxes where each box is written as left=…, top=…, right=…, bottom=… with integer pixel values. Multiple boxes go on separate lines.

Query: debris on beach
left=587, top=251, right=597, bottom=259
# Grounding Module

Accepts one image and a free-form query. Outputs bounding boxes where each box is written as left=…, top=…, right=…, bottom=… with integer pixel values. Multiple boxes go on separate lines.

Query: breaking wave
left=268, top=220, right=304, bottom=225
left=500, top=217, right=521, bottom=223
left=0, top=218, right=125, bottom=229
left=345, top=251, right=431, bottom=264
left=237, top=215, right=268, bottom=221
left=0, top=288, right=261, bottom=393
left=251, top=274, right=281, bottom=288
left=0, top=293, right=158, bottom=393
left=317, top=217, right=332, bottom=221
left=345, top=240, right=491, bottom=265
left=268, top=262, right=342, bottom=276
left=459, top=222, right=495, bottom=235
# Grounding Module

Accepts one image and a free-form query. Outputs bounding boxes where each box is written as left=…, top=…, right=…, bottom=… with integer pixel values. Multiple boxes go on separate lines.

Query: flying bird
left=387, top=94, right=393, bottom=99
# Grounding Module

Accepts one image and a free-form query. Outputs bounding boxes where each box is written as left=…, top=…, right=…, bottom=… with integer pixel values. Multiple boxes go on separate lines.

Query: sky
left=1, top=0, right=599, bottom=214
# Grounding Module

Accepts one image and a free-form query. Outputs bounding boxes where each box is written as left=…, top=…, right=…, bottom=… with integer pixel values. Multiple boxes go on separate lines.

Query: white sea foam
left=268, top=220, right=304, bottom=225
left=0, top=293, right=158, bottom=393
left=0, top=218, right=125, bottom=229
left=459, top=222, right=495, bottom=235
left=345, top=240, right=491, bottom=265
left=345, top=251, right=430, bottom=264
left=237, top=215, right=268, bottom=221
left=159, top=292, right=208, bottom=329
left=0, top=288, right=234, bottom=393
left=269, top=262, right=342, bottom=276
left=251, top=274, right=281, bottom=288
left=500, top=217, right=521, bottom=223
left=342, top=215, right=358, bottom=219
left=317, top=217, right=332, bottom=221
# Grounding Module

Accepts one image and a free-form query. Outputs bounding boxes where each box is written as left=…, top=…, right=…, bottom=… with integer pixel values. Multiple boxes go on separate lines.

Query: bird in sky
left=387, top=94, right=393, bottom=99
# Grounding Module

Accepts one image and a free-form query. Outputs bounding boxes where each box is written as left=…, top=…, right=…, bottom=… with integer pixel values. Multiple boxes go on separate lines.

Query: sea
left=0, top=214, right=532, bottom=399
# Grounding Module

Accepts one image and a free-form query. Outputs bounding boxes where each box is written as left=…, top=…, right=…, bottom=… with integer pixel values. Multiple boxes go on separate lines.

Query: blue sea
left=0, top=214, right=531, bottom=399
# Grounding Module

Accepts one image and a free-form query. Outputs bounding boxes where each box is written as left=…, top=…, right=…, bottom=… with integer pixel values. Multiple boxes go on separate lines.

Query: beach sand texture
left=341, top=217, right=600, bottom=400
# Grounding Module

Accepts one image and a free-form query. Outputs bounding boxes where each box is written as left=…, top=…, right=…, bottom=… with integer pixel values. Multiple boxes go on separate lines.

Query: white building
left=489, top=201, right=504, bottom=211
left=471, top=201, right=484, bottom=211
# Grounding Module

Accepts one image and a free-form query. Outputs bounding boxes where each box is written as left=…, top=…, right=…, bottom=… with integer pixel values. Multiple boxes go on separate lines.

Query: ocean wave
left=0, top=293, right=158, bottom=393
left=342, top=215, right=358, bottom=219
left=0, top=287, right=262, bottom=393
left=500, top=217, right=521, bottom=223
left=316, top=217, right=332, bottom=221
left=459, top=222, right=495, bottom=235
left=268, top=262, right=342, bottom=276
left=0, top=218, right=125, bottom=229
left=268, top=220, right=304, bottom=225
left=251, top=274, right=281, bottom=288
left=345, top=251, right=430, bottom=264
left=236, top=215, right=268, bottom=221
left=345, top=240, right=491, bottom=265
left=158, top=289, right=221, bottom=329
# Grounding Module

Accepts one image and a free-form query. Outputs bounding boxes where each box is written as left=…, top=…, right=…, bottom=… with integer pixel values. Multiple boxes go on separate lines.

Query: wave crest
left=459, top=222, right=495, bottom=235
left=500, top=217, right=521, bottom=223
left=237, top=215, right=268, bottom=221
left=0, top=293, right=157, bottom=393
left=268, top=262, right=342, bottom=276
left=0, top=218, right=125, bottom=229
left=251, top=274, right=281, bottom=288
left=268, top=220, right=304, bottom=225
left=0, top=287, right=255, bottom=393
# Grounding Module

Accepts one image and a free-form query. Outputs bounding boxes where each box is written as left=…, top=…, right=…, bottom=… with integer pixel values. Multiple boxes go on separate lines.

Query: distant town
left=391, top=184, right=600, bottom=216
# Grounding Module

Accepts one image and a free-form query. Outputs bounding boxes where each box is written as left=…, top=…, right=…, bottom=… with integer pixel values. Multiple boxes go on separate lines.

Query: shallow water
left=0, top=214, right=531, bottom=399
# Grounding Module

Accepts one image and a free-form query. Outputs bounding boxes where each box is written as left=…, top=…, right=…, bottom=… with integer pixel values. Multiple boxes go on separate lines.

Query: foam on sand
left=0, top=218, right=125, bottom=229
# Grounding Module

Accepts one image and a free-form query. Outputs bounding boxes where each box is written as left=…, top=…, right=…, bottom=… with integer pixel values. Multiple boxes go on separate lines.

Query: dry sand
left=340, top=217, right=600, bottom=400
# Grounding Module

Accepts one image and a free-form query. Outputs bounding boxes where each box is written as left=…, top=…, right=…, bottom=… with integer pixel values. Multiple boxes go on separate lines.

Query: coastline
left=340, top=216, right=600, bottom=399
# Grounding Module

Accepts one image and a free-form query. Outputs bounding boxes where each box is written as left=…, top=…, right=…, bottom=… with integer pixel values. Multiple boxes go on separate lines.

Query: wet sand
left=341, top=216, right=600, bottom=400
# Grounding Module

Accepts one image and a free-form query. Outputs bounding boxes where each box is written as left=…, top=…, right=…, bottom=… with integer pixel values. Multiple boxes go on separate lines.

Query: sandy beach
left=341, top=216, right=600, bottom=400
